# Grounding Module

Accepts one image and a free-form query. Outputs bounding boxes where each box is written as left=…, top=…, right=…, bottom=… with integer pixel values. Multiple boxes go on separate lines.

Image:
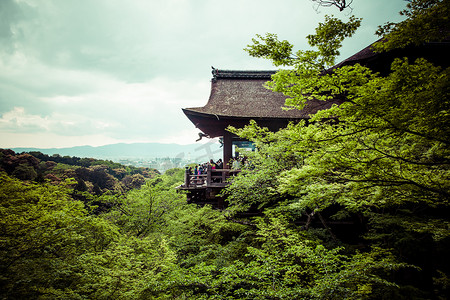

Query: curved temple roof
left=182, top=38, right=450, bottom=138
left=330, top=38, right=450, bottom=74
left=183, top=68, right=341, bottom=137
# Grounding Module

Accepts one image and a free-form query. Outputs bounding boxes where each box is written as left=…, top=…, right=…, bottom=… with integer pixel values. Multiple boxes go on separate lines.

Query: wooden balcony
left=181, top=165, right=240, bottom=189
left=178, top=165, right=240, bottom=208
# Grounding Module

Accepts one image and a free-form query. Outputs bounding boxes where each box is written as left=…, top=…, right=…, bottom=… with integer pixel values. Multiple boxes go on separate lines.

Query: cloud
left=0, top=0, right=408, bottom=148
left=0, top=107, right=49, bottom=131
left=1, top=0, right=325, bottom=81
left=0, top=75, right=210, bottom=142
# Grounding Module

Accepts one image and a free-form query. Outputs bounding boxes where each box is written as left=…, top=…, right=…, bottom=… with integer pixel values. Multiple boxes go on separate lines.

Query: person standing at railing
left=209, top=159, right=216, bottom=170
left=193, top=166, right=199, bottom=181
left=216, top=158, right=223, bottom=169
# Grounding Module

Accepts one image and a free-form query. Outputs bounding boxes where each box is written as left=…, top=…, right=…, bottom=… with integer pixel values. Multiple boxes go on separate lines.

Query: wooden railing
left=183, top=165, right=240, bottom=188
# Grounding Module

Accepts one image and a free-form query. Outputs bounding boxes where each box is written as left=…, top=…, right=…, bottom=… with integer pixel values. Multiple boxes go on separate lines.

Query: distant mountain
left=10, top=142, right=222, bottom=161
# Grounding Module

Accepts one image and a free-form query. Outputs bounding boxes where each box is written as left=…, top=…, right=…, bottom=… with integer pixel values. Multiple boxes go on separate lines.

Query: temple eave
left=182, top=108, right=306, bottom=138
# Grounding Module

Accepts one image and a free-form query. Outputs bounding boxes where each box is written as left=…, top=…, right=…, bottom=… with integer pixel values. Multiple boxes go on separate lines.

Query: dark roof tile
left=184, top=70, right=341, bottom=119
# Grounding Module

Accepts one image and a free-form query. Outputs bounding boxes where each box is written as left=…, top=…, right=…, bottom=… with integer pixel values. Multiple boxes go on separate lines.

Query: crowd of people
left=188, top=158, right=224, bottom=176
left=188, top=156, right=249, bottom=175
left=185, top=156, right=250, bottom=186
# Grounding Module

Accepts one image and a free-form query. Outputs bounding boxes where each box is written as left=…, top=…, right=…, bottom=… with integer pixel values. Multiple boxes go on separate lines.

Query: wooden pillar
left=184, top=167, right=190, bottom=187
left=223, top=131, right=232, bottom=169
left=206, top=164, right=212, bottom=187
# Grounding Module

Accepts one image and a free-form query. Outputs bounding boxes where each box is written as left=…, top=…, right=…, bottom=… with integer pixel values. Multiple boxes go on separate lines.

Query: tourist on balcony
left=216, top=158, right=223, bottom=169
left=209, top=159, right=216, bottom=170
left=194, top=165, right=198, bottom=176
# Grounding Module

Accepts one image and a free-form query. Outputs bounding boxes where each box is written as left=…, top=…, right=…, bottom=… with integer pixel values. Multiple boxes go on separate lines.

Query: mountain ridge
left=9, top=142, right=222, bottom=160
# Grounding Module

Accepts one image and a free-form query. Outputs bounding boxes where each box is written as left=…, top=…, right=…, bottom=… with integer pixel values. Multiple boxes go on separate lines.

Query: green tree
left=222, top=1, right=450, bottom=298
left=0, top=172, right=175, bottom=299
left=375, top=0, right=450, bottom=51
left=11, top=163, right=37, bottom=180
left=102, top=182, right=185, bottom=237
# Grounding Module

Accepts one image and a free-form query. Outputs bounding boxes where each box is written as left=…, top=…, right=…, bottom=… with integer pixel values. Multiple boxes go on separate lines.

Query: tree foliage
left=0, top=173, right=176, bottom=299
left=375, top=0, right=450, bottom=51
left=0, top=149, right=159, bottom=198
left=100, top=169, right=186, bottom=237
left=227, top=1, right=450, bottom=298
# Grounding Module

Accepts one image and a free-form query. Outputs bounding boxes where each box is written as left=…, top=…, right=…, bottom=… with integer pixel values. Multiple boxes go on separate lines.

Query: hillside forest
left=1, top=0, right=450, bottom=299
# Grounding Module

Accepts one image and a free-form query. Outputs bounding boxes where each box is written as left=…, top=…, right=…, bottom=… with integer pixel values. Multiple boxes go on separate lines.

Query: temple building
left=179, top=38, right=449, bottom=206
left=182, top=68, right=342, bottom=168
left=179, top=68, right=342, bottom=207
left=183, top=37, right=450, bottom=169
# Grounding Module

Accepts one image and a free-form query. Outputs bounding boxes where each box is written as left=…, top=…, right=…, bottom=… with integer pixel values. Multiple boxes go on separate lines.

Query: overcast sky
left=0, top=0, right=407, bottom=148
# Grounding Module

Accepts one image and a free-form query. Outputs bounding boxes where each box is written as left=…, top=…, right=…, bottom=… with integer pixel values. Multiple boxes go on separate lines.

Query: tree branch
left=317, top=211, right=338, bottom=242
left=311, top=0, right=353, bottom=12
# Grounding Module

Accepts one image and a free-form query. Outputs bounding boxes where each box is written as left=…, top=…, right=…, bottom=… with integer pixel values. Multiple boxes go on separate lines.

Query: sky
left=0, top=0, right=407, bottom=149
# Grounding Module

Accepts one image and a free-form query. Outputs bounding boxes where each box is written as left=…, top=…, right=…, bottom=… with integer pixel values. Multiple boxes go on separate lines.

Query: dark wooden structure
left=179, top=38, right=449, bottom=205
left=182, top=68, right=341, bottom=168
left=179, top=68, right=341, bottom=205
left=330, top=38, right=450, bottom=75
left=181, top=165, right=240, bottom=208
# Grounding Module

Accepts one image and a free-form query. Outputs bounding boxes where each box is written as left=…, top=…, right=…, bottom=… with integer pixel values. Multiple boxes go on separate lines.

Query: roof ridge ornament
left=211, top=66, right=219, bottom=81
left=211, top=67, right=276, bottom=81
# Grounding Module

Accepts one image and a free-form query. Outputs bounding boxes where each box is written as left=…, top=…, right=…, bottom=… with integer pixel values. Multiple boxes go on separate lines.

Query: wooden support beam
left=206, top=164, right=212, bottom=187
left=223, top=131, right=232, bottom=169
left=184, top=167, right=190, bottom=187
